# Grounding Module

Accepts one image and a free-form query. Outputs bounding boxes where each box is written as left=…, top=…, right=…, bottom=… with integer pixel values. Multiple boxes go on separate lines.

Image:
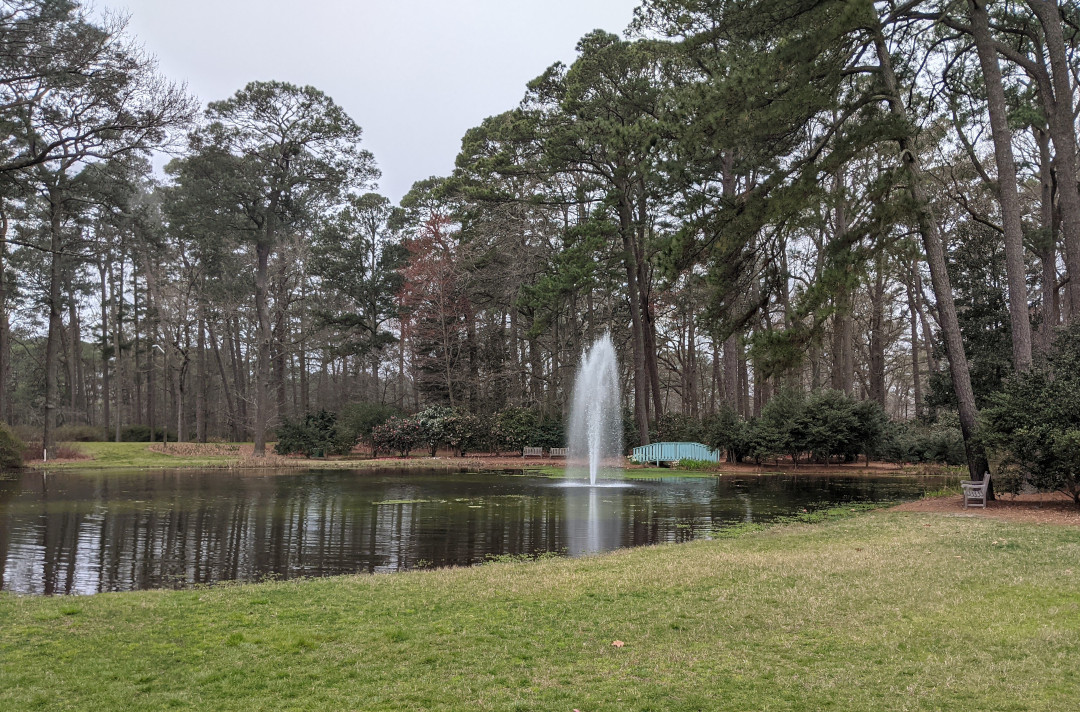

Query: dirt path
left=893, top=492, right=1080, bottom=526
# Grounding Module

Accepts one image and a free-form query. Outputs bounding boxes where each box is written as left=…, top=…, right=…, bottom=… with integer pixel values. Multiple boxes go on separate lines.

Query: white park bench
left=549, top=447, right=568, bottom=458
left=961, top=472, right=991, bottom=509
left=522, top=447, right=544, bottom=458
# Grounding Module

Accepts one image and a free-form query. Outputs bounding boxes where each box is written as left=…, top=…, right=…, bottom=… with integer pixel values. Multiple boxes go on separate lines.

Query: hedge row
left=274, top=404, right=566, bottom=458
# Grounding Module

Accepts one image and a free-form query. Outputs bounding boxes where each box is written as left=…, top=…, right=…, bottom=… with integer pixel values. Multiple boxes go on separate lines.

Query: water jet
left=567, top=333, right=623, bottom=485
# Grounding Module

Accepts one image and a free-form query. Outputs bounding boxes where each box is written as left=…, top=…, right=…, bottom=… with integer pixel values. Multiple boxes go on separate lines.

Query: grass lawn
left=49, top=441, right=246, bottom=469
left=1, top=511, right=1077, bottom=711
left=32, top=442, right=422, bottom=471
left=35, top=442, right=735, bottom=478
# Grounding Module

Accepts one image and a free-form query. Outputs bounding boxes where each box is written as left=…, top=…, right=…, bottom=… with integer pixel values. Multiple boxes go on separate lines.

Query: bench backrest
left=549, top=447, right=568, bottom=457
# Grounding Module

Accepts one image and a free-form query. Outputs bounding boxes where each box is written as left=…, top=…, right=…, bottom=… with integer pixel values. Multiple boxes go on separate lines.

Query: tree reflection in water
left=0, top=469, right=947, bottom=594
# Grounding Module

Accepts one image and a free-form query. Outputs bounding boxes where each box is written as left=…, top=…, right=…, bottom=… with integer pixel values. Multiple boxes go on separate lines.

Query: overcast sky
left=113, top=0, right=641, bottom=202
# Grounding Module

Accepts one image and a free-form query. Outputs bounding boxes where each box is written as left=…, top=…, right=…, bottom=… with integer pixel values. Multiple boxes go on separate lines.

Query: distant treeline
left=2, top=1, right=1080, bottom=500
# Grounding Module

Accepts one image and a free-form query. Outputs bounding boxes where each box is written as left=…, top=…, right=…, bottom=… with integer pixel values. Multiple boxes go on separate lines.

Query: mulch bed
left=893, top=492, right=1080, bottom=526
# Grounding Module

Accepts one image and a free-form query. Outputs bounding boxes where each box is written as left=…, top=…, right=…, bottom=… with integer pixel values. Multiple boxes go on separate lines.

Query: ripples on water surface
left=0, top=468, right=948, bottom=594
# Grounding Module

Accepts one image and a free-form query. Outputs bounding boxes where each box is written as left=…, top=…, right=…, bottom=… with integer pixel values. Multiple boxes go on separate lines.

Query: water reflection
left=0, top=469, right=947, bottom=595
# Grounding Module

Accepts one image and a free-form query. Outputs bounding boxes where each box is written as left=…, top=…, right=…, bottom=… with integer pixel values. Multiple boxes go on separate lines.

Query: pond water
left=0, top=468, right=948, bottom=595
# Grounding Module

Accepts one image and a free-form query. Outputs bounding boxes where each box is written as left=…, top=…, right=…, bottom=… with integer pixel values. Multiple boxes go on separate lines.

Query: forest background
left=3, top=0, right=1080, bottom=495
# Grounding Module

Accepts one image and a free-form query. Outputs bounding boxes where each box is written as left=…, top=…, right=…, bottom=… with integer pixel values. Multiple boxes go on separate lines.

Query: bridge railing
left=631, top=441, right=722, bottom=465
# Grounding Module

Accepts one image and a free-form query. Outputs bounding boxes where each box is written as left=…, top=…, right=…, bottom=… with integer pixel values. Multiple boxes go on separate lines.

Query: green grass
left=36, top=443, right=732, bottom=477
left=32, top=442, right=455, bottom=471
left=49, top=441, right=242, bottom=469
left=1, top=511, right=1077, bottom=710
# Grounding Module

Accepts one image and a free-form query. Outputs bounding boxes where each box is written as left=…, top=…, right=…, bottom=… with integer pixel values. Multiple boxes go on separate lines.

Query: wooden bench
left=549, top=447, right=568, bottom=458
left=961, top=472, right=991, bottom=509
left=522, top=447, right=544, bottom=458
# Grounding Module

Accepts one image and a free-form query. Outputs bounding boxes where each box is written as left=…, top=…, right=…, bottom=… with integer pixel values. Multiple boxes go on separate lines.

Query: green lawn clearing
left=1, top=511, right=1077, bottom=711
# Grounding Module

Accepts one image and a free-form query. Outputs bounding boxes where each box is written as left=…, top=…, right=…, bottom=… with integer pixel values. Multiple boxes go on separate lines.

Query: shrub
left=851, top=399, right=889, bottom=462
left=0, top=423, right=25, bottom=469
left=705, top=407, right=751, bottom=463
left=707, top=392, right=895, bottom=466
left=371, top=416, right=423, bottom=457
left=673, top=458, right=717, bottom=471
left=880, top=421, right=965, bottom=466
left=982, top=324, right=1080, bottom=504
left=54, top=425, right=107, bottom=442
left=532, top=416, right=564, bottom=450
left=492, top=407, right=539, bottom=455
left=275, top=410, right=353, bottom=458
left=11, top=425, right=36, bottom=443
left=415, top=406, right=455, bottom=457
left=22, top=442, right=88, bottom=461
left=339, top=402, right=400, bottom=455
left=119, top=425, right=175, bottom=442
left=797, top=390, right=857, bottom=464
left=444, top=411, right=482, bottom=456
left=751, top=389, right=805, bottom=464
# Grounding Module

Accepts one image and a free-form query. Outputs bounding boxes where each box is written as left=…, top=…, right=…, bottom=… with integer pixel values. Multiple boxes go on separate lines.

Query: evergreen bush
left=54, top=425, right=107, bottom=442
left=371, top=416, right=423, bottom=457
left=415, top=406, right=455, bottom=456
left=492, top=407, right=539, bottom=455
left=444, top=411, right=482, bottom=456
left=275, top=410, right=352, bottom=458
left=0, top=423, right=25, bottom=469
left=339, top=402, right=399, bottom=455
left=983, top=324, right=1080, bottom=504
left=119, top=425, right=176, bottom=442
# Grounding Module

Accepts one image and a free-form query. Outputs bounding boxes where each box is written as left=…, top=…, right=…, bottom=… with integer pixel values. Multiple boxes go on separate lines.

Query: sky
left=112, top=0, right=642, bottom=203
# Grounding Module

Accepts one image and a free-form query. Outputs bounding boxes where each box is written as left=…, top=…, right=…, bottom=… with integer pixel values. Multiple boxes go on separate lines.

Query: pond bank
left=24, top=441, right=959, bottom=479
left=1, top=510, right=1076, bottom=710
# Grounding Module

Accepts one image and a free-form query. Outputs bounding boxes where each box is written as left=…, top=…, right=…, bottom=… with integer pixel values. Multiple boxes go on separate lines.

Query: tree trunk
left=868, top=259, right=887, bottom=407
left=873, top=24, right=987, bottom=480
left=635, top=178, right=663, bottom=422
left=831, top=174, right=855, bottom=395
left=209, top=321, right=239, bottom=441
left=114, top=260, right=123, bottom=442
left=687, top=309, right=699, bottom=417
left=971, top=0, right=1033, bottom=371
left=1028, top=0, right=1080, bottom=320
left=1036, top=125, right=1060, bottom=352
left=739, top=350, right=750, bottom=419
left=619, top=196, right=650, bottom=446
left=228, top=316, right=247, bottom=431
left=905, top=270, right=923, bottom=419
left=99, top=259, right=111, bottom=433
left=175, top=337, right=187, bottom=443
left=43, top=184, right=65, bottom=453
left=196, top=313, right=207, bottom=443
left=273, top=258, right=288, bottom=422
left=723, top=335, right=739, bottom=410
left=66, top=273, right=83, bottom=421
left=133, top=268, right=142, bottom=427
left=0, top=208, right=10, bottom=424
left=254, top=240, right=272, bottom=456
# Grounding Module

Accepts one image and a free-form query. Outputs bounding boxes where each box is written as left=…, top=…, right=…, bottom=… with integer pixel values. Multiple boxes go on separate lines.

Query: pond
left=0, top=468, right=949, bottom=595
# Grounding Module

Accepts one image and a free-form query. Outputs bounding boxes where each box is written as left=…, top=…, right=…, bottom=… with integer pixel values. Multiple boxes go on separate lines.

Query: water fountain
left=567, top=333, right=623, bottom=485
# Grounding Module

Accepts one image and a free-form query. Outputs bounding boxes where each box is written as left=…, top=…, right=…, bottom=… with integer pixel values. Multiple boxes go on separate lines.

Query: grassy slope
left=1, top=512, right=1077, bottom=711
